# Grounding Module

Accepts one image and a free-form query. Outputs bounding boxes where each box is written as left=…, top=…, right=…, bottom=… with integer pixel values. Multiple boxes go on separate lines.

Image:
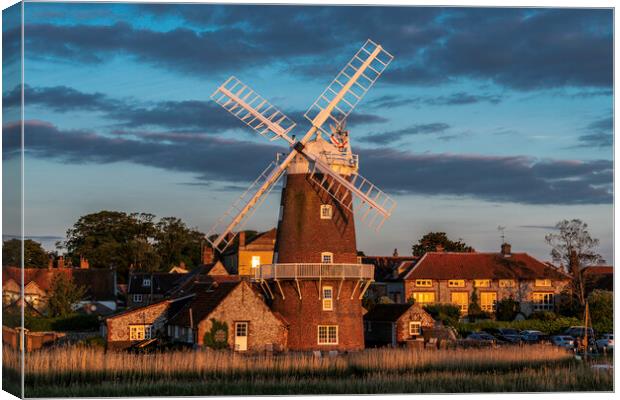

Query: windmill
left=207, top=40, right=395, bottom=350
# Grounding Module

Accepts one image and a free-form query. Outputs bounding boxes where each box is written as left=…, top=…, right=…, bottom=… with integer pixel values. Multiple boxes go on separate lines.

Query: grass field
left=2, top=345, right=613, bottom=396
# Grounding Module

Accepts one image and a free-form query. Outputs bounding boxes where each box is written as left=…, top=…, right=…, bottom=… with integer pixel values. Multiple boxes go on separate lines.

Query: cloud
left=359, top=149, right=612, bottom=205
left=365, top=92, right=503, bottom=109
left=361, top=123, right=451, bottom=144
left=17, top=7, right=612, bottom=90
left=6, top=119, right=610, bottom=205
left=576, top=116, right=612, bottom=148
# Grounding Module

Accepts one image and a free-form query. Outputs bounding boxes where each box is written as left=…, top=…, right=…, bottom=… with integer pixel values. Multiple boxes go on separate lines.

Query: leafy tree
left=412, top=232, right=473, bottom=256
left=588, top=290, right=612, bottom=334
left=46, top=273, right=86, bottom=317
left=495, top=297, right=520, bottom=321
left=155, top=217, right=205, bottom=270
left=545, top=219, right=604, bottom=307
left=423, top=304, right=461, bottom=326
left=2, top=239, right=50, bottom=268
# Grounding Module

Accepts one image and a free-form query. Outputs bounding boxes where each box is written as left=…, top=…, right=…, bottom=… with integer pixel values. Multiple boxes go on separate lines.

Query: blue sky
left=2, top=3, right=613, bottom=263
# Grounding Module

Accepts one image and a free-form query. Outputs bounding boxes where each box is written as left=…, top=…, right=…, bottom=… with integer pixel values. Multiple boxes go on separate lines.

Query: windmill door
left=234, top=322, right=248, bottom=351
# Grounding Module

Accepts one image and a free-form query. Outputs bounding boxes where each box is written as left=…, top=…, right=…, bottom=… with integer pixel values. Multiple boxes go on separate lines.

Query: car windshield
left=501, top=329, right=519, bottom=335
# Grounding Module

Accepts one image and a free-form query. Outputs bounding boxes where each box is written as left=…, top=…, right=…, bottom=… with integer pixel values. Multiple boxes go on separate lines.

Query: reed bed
left=3, top=345, right=611, bottom=396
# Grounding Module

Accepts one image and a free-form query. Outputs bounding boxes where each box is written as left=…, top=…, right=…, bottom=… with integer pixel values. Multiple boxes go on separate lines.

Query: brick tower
left=206, top=40, right=396, bottom=352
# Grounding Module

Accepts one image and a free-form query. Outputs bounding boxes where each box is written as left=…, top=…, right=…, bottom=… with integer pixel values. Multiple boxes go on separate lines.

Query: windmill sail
left=206, top=159, right=286, bottom=252
left=304, top=40, right=394, bottom=136
left=307, top=156, right=396, bottom=231
left=212, top=76, right=297, bottom=144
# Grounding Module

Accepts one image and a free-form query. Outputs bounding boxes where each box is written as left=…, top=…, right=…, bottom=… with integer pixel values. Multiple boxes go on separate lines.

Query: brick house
left=363, top=303, right=434, bottom=348
left=167, top=281, right=288, bottom=351
left=2, top=263, right=117, bottom=315
left=582, top=265, right=613, bottom=294
left=221, top=229, right=276, bottom=276
left=402, top=243, right=571, bottom=316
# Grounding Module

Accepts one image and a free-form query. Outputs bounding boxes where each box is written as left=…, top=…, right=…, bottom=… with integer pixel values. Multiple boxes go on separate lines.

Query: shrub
left=203, top=319, right=228, bottom=349
left=454, top=316, right=581, bottom=337
left=3, top=313, right=100, bottom=332
left=495, top=298, right=519, bottom=321
left=588, top=290, right=612, bottom=333
left=529, top=311, right=559, bottom=321
left=423, top=304, right=461, bottom=326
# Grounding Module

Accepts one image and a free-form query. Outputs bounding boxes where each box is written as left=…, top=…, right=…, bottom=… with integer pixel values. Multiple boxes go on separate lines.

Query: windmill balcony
left=253, top=263, right=374, bottom=281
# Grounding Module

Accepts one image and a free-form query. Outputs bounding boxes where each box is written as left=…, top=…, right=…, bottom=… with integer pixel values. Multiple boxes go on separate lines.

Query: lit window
left=133, top=294, right=143, bottom=303
left=415, top=279, right=432, bottom=287
left=532, top=292, right=554, bottom=311
left=320, top=205, right=333, bottom=219
left=322, top=286, right=333, bottom=311
left=499, top=279, right=516, bottom=288
left=535, top=279, right=552, bottom=287
left=251, top=255, right=261, bottom=269
left=143, top=278, right=151, bottom=287
left=318, top=325, right=338, bottom=345
left=321, top=252, right=333, bottom=264
left=409, top=321, right=421, bottom=336
left=412, top=292, right=435, bottom=305
left=451, top=292, right=468, bottom=314
left=448, top=280, right=465, bottom=287
left=474, top=280, right=490, bottom=288
left=480, top=292, right=497, bottom=312
left=129, top=325, right=151, bottom=341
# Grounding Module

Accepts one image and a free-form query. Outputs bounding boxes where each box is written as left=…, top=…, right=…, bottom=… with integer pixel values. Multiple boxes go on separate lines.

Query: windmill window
left=322, top=286, right=333, bottom=311
left=318, top=325, right=338, bottom=345
left=321, top=252, right=333, bottom=264
left=320, top=205, right=333, bottom=219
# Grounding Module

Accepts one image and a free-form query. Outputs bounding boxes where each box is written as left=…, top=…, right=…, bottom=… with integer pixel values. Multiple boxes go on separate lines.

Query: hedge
left=454, top=316, right=582, bottom=336
left=2, top=312, right=100, bottom=332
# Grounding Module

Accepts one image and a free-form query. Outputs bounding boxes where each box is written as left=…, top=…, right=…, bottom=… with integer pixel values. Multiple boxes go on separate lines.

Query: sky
left=1, top=3, right=614, bottom=263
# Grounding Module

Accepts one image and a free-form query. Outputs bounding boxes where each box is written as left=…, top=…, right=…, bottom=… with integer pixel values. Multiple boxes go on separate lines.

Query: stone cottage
left=363, top=303, right=434, bottom=348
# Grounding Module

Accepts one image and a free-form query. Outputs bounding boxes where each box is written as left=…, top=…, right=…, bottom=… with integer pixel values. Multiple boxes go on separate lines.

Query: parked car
left=465, top=332, right=496, bottom=347
left=564, top=326, right=595, bottom=339
left=520, top=330, right=545, bottom=344
left=551, top=335, right=575, bottom=349
left=485, top=328, right=522, bottom=343
left=596, top=333, right=614, bottom=352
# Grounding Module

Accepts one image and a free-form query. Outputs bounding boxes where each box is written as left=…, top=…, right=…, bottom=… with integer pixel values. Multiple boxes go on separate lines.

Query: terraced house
left=401, top=243, right=572, bottom=316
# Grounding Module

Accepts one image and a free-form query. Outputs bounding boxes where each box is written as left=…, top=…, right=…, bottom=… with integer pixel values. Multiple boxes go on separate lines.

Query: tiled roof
left=2, top=266, right=116, bottom=300
left=245, top=228, right=276, bottom=247
left=168, top=281, right=241, bottom=327
left=364, top=303, right=415, bottom=322
left=106, top=295, right=194, bottom=321
left=362, top=256, right=418, bottom=281
left=127, top=272, right=187, bottom=295
left=583, top=266, right=613, bottom=275
left=404, top=252, right=570, bottom=281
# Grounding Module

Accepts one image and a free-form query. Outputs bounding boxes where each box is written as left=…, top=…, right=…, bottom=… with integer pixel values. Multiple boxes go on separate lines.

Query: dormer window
left=143, top=278, right=151, bottom=287
left=320, top=204, right=333, bottom=219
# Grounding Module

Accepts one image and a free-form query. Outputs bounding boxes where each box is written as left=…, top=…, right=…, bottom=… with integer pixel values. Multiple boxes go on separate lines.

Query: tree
left=545, top=219, right=604, bottom=307
left=495, top=297, right=520, bottom=321
left=46, top=273, right=86, bottom=317
left=154, top=217, right=205, bottom=270
left=587, top=290, right=612, bottom=334
left=2, top=239, right=50, bottom=268
left=412, top=232, right=473, bottom=256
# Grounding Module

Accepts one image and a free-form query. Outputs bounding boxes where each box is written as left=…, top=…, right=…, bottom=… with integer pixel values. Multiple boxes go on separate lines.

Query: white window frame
left=448, top=280, right=465, bottom=288
left=321, top=252, right=333, bottom=264
left=499, top=279, right=516, bottom=288
left=415, top=279, right=432, bottom=287
left=412, top=292, right=435, bottom=305
left=535, top=279, right=552, bottom=287
left=532, top=292, right=554, bottom=311
left=320, top=204, right=333, bottom=219
left=322, top=286, right=333, bottom=311
left=251, top=255, right=261, bottom=269
left=317, top=325, right=338, bottom=345
left=142, top=278, right=151, bottom=287
left=474, top=279, right=491, bottom=288
left=409, top=321, right=422, bottom=336
left=132, top=294, right=143, bottom=303
left=480, top=292, right=497, bottom=312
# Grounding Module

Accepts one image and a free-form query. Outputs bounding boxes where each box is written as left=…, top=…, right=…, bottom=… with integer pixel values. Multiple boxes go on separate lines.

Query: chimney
left=435, top=244, right=444, bottom=252
left=79, top=255, right=90, bottom=269
left=393, top=248, right=399, bottom=257
left=57, top=256, right=65, bottom=269
left=202, top=246, right=214, bottom=265
left=239, top=231, right=246, bottom=248
left=501, top=243, right=512, bottom=257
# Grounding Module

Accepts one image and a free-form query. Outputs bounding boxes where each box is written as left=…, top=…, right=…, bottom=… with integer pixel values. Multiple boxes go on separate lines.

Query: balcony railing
left=254, top=263, right=374, bottom=281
